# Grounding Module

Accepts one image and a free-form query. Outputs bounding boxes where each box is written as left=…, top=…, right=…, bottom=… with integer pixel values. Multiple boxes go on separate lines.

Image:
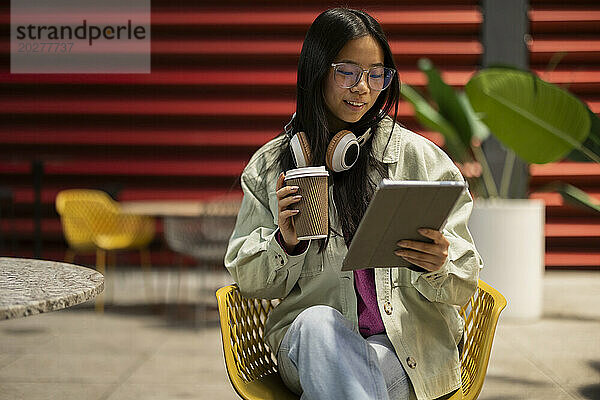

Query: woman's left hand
left=395, top=228, right=449, bottom=272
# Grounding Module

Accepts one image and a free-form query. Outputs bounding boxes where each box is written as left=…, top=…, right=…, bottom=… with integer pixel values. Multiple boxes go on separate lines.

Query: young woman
left=225, top=8, right=482, bottom=400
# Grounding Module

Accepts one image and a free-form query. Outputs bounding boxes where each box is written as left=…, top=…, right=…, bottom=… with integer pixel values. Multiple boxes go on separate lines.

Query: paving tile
left=0, top=322, right=55, bottom=353
left=543, top=271, right=600, bottom=320
left=0, top=353, right=21, bottom=369
left=502, top=319, right=600, bottom=358
left=1, top=309, right=151, bottom=336
left=479, top=380, right=577, bottom=400
left=152, top=327, right=225, bottom=358
left=29, top=330, right=166, bottom=355
left=478, top=324, right=584, bottom=400
left=499, top=319, right=600, bottom=392
left=46, top=310, right=158, bottom=333
left=567, top=381, right=600, bottom=400
left=0, top=382, right=113, bottom=400
left=0, top=311, right=165, bottom=357
left=484, top=337, right=561, bottom=386
left=0, top=353, right=143, bottom=384
left=105, top=383, right=238, bottom=400
left=124, top=352, right=229, bottom=385
left=522, top=355, right=600, bottom=388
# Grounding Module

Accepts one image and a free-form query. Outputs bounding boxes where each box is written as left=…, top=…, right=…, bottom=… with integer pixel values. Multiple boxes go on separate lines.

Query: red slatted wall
left=0, top=0, right=598, bottom=268
left=529, top=0, right=600, bottom=268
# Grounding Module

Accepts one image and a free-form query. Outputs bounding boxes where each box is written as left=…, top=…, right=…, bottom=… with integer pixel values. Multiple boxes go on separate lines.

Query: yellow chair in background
left=56, top=191, right=96, bottom=264
left=216, top=280, right=506, bottom=400
left=56, top=189, right=156, bottom=311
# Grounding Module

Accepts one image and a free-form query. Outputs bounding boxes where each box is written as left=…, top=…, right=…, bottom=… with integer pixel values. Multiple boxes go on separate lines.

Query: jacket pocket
left=299, top=247, right=324, bottom=278
left=299, top=261, right=323, bottom=278
left=434, top=302, right=463, bottom=347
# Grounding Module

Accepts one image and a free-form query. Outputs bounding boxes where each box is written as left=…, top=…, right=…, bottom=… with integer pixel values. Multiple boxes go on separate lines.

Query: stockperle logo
left=11, top=0, right=150, bottom=73
left=15, top=20, right=147, bottom=46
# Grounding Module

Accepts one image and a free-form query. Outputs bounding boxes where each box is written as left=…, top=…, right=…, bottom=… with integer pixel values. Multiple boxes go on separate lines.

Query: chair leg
left=140, top=248, right=153, bottom=304
left=197, top=262, right=207, bottom=327
left=107, top=251, right=116, bottom=305
left=95, top=248, right=106, bottom=313
left=164, top=262, right=171, bottom=304
left=174, top=253, right=186, bottom=304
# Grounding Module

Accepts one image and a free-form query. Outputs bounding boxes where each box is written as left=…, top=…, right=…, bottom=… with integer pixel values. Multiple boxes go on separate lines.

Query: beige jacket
left=225, top=116, right=482, bottom=400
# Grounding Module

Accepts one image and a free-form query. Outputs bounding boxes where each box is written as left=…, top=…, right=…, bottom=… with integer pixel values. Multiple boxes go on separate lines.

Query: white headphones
left=285, top=113, right=373, bottom=173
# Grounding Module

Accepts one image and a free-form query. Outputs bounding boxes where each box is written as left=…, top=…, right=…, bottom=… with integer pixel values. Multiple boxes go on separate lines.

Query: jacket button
left=407, top=357, right=417, bottom=369
left=383, top=301, right=393, bottom=315
left=280, top=259, right=285, bottom=265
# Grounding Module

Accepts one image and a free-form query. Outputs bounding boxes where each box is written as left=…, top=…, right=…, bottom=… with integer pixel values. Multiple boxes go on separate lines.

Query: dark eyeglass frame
left=331, top=62, right=396, bottom=91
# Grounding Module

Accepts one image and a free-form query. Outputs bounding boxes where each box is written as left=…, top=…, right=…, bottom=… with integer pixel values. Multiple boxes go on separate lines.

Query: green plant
left=401, top=59, right=600, bottom=212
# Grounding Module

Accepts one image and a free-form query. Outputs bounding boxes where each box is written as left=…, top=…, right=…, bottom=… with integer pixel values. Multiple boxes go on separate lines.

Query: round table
left=0, top=257, right=104, bottom=320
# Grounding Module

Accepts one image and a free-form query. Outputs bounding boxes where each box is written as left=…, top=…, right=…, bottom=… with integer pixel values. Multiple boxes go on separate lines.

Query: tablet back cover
left=341, top=180, right=465, bottom=271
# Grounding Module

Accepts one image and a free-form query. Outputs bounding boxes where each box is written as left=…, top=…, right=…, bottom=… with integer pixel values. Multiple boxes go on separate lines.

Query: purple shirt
left=354, top=268, right=385, bottom=338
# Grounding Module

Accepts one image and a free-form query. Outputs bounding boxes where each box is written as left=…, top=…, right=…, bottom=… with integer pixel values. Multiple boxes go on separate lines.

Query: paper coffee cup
left=284, top=166, right=329, bottom=240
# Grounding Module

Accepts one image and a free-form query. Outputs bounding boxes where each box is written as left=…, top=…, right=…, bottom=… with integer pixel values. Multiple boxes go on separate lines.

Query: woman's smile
left=343, top=99, right=367, bottom=111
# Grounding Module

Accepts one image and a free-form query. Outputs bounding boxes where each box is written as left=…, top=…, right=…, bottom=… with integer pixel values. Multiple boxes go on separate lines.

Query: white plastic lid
left=284, top=166, right=329, bottom=180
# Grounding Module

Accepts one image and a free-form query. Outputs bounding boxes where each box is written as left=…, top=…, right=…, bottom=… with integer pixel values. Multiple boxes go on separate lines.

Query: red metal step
left=0, top=159, right=247, bottom=177
left=545, top=252, right=600, bottom=267
left=150, top=7, right=482, bottom=29
left=0, top=128, right=275, bottom=147
left=10, top=187, right=243, bottom=205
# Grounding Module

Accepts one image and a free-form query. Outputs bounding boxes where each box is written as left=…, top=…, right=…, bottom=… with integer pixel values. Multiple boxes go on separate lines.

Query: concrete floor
left=0, top=268, right=598, bottom=400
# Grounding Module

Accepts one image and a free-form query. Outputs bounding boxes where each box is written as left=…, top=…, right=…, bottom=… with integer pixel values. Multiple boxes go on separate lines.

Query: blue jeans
left=277, top=305, right=411, bottom=400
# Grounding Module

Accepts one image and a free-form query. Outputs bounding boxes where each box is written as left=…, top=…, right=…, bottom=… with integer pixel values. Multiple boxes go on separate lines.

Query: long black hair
left=274, top=8, right=401, bottom=252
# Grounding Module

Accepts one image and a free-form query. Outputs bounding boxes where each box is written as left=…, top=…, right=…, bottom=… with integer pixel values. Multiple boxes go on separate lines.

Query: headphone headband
left=284, top=112, right=296, bottom=136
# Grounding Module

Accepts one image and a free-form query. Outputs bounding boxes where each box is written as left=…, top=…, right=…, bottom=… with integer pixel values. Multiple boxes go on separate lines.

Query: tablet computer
left=341, top=179, right=467, bottom=271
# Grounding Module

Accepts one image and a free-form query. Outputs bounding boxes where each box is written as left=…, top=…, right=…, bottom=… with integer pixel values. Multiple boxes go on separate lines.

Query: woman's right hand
left=276, top=172, right=302, bottom=253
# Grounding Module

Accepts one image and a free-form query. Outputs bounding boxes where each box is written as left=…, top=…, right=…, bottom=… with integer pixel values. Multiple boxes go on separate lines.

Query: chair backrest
left=458, top=280, right=506, bottom=399
left=56, top=189, right=118, bottom=250
left=216, top=286, right=297, bottom=400
left=216, top=280, right=506, bottom=400
left=57, top=189, right=121, bottom=235
left=56, top=189, right=155, bottom=251
left=56, top=189, right=118, bottom=214
left=164, top=214, right=237, bottom=262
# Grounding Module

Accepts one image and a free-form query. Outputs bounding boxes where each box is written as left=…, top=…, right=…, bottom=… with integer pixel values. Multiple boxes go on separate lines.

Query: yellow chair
left=56, top=189, right=156, bottom=311
left=56, top=190, right=97, bottom=264
left=216, top=280, right=506, bottom=400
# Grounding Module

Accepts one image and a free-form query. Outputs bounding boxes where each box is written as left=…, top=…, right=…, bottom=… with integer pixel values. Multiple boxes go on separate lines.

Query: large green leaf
left=465, top=69, right=591, bottom=164
left=400, top=84, right=468, bottom=161
left=538, top=182, right=600, bottom=213
left=558, top=184, right=600, bottom=213
left=566, top=106, right=600, bottom=162
left=457, top=92, right=490, bottom=142
left=418, top=58, right=473, bottom=148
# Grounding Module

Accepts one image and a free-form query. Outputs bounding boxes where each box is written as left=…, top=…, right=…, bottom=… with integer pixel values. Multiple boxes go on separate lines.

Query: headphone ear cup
left=326, top=130, right=360, bottom=172
left=290, top=131, right=312, bottom=167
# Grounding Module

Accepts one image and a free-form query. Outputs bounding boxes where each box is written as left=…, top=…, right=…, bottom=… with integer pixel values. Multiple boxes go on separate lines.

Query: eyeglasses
left=331, top=62, right=396, bottom=91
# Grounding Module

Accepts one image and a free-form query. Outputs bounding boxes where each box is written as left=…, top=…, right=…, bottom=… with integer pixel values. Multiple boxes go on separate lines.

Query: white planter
left=468, top=199, right=545, bottom=320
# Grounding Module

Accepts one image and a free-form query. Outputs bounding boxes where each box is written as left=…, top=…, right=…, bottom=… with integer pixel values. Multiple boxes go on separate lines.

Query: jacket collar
left=371, top=116, right=402, bottom=163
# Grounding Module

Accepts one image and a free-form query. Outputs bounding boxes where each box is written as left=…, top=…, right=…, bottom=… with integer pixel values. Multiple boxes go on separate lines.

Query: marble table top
left=0, top=257, right=104, bottom=320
